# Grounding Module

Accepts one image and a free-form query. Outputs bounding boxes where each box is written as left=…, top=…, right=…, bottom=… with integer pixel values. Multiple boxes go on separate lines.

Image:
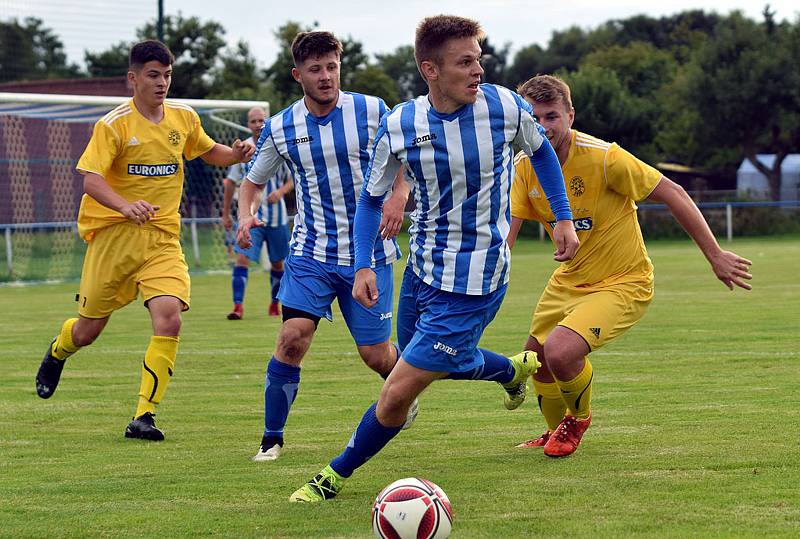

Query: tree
left=348, top=65, right=400, bottom=106
left=209, top=41, right=262, bottom=97
left=479, top=36, right=510, bottom=85
left=85, top=42, right=130, bottom=77
left=0, top=17, right=80, bottom=82
left=375, top=45, right=427, bottom=101
left=581, top=41, right=676, bottom=97
left=678, top=10, right=799, bottom=199
left=137, top=14, right=227, bottom=98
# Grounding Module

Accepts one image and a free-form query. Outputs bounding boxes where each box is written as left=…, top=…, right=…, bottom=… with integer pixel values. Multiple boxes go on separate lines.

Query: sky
left=4, top=0, right=799, bottom=69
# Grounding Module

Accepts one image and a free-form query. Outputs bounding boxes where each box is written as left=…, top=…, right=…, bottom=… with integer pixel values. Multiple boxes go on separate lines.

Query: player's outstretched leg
left=290, top=402, right=403, bottom=502
left=36, top=318, right=80, bottom=398
left=253, top=357, right=299, bottom=461
left=125, top=336, right=179, bottom=441
left=445, top=349, right=539, bottom=409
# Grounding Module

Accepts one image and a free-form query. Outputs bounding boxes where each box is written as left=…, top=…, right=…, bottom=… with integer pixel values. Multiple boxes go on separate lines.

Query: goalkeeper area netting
left=0, top=92, right=276, bottom=284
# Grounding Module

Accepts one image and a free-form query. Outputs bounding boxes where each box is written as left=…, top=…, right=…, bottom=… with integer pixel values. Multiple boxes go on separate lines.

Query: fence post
left=726, top=204, right=733, bottom=242
left=5, top=227, right=12, bottom=274
left=190, top=204, right=201, bottom=267
left=539, top=222, right=545, bottom=241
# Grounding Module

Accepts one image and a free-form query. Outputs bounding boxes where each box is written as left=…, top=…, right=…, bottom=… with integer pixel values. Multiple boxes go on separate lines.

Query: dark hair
left=129, top=40, right=175, bottom=69
left=517, top=74, right=573, bottom=111
left=414, top=15, right=484, bottom=70
left=291, top=31, right=343, bottom=65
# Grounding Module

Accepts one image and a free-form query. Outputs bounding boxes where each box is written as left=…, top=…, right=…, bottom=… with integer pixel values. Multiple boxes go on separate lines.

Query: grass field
left=2, top=235, right=798, bottom=538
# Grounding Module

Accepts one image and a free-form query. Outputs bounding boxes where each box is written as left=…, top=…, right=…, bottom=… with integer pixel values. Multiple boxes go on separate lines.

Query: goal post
left=0, top=92, right=269, bottom=284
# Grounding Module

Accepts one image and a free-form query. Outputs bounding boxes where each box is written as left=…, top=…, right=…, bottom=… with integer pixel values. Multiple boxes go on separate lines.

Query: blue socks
left=445, top=348, right=515, bottom=383
left=264, top=356, right=300, bottom=439
left=270, top=269, right=284, bottom=303
left=232, top=265, right=248, bottom=304
left=330, top=403, right=402, bottom=478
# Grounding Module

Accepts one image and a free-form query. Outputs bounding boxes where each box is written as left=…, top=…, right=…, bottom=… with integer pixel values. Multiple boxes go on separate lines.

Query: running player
left=237, top=31, right=412, bottom=462
left=510, top=74, right=752, bottom=457
left=289, top=15, right=579, bottom=502
left=34, top=40, right=255, bottom=441
left=222, top=106, right=293, bottom=320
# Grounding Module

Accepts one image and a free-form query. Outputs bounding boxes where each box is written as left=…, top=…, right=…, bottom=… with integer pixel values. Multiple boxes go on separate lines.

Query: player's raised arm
left=646, top=177, right=753, bottom=290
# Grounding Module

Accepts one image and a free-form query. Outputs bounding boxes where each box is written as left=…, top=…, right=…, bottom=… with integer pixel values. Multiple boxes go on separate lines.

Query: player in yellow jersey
left=508, top=75, right=753, bottom=457
left=34, top=40, right=255, bottom=441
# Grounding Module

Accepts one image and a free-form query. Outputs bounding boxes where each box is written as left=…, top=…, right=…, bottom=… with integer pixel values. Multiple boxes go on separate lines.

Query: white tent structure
left=737, top=154, right=800, bottom=201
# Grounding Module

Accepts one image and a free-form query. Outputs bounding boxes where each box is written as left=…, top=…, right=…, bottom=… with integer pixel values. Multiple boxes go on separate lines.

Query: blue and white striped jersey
left=364, top=84, right=560, bottom=295
left=247, top=91, right=400, bottom=266
left=227, top=138, right=291, bottom=227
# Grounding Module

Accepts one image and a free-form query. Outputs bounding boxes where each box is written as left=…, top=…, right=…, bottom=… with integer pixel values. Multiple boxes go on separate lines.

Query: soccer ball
left=372, top=477, right=453, bottom=539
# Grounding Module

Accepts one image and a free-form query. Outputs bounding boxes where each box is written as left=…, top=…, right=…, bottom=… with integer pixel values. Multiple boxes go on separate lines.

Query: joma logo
left=433, top=341, right=457, bottom=356
left=412, top=133, right=437, bottom=146
left=292, top=136, right=314, bottom=144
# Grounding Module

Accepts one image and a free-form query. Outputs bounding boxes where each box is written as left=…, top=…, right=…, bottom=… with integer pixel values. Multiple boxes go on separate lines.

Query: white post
left=539, top=222, right=545, bottom=242
left=190, top=204, right=201, bottom=266
left=5, top=228, right=12, bottom=274
left=726, top=204, right=733, bottom=242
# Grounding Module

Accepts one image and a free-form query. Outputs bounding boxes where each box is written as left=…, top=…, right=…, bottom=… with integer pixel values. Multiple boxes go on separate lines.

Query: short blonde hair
left=517, top=74, right=573, bottom=111
left=414, top=15, right=485, bottom=72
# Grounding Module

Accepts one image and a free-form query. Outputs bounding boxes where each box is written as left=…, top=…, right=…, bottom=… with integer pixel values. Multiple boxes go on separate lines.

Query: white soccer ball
left=372, top=477, right=453, bottom=539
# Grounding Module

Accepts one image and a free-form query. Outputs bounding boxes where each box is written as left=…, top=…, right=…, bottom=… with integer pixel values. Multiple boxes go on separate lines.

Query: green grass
left=1, top=235, right=799, bottom=538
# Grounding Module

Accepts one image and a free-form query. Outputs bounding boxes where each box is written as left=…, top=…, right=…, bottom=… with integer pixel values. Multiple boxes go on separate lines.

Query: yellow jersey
left=76, top=99, right=215, bottom=240
left=511, top=130, right=662, bottom=287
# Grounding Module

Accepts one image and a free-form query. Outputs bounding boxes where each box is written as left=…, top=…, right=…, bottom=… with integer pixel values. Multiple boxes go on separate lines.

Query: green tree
left=348, top=64, right=400, bottom=106
left=677, top=10, right=799, bottom=199
left=581, top=41, right=677, bottom=97
left=479, top=36, right=510, bottom=85
left=137, top=14, right=226, bottom=98
left=209, top=41, right=262, bottom=97
left=0, top=17, right=80, bottom=82
left=85, top=42, right=130, bottom=77
left=375, top=45, right=427, bottom=101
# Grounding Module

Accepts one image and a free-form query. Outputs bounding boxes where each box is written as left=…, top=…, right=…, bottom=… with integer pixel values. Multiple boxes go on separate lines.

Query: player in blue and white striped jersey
left=223, top=106, right=294, bottom=321
left=290, top=15, right=580, bottom=502
left=236, top=31, right=412, bottom=463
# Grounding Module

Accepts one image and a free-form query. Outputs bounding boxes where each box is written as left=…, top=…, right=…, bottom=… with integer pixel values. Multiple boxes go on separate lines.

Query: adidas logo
left=128, top=136, right=140, bottom=146
left=589, top=327, right=601, bottom=338
left=528, top=186, right=541, bottom=199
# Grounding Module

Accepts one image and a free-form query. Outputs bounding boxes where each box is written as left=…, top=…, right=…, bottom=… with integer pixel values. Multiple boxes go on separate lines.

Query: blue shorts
left=397, top=266, right=507, bottom=373
left=234, top=224, right=290, bottom=263
left=278, top=255, right=394, bottom=346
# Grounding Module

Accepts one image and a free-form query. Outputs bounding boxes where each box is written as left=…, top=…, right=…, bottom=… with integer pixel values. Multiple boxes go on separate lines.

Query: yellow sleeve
left=183, top=110, right=216, bottom=160
left=76, top=120, right=121, bottom=177
left=511, top=153, right=541, bottom=221
left=605, top=144, right=663, bottom=201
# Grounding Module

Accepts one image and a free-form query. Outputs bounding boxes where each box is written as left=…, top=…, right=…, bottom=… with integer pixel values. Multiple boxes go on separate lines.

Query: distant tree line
left=1, top=7, right=798, bottom=199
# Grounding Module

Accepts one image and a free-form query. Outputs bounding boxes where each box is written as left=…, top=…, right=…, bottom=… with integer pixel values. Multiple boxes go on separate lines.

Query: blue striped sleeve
left=353, top=189, right=383, bottom=271
left=530, top=138, right=573, bottom=221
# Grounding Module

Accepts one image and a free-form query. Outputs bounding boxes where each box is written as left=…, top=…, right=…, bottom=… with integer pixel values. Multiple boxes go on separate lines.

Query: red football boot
left=227, top=304, right=243, bottom=320
left=543, top=413, right=592, bottom=457
left=516, top=431, right=551, bottom=449
left=268, top=302, right=280, bottom=317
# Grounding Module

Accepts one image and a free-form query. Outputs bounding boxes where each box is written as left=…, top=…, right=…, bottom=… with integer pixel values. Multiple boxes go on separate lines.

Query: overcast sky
left=6, top=0, right=799, bottom=69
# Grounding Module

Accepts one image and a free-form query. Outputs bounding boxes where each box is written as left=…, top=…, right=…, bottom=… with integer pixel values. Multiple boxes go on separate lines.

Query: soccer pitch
left=2, top=236, right=798, bottom=538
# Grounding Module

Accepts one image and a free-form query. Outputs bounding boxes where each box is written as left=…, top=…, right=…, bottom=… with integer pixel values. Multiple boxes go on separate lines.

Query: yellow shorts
left=530, top=278, right=653, bottom=351
left=77, top=222, right=190, bottom=318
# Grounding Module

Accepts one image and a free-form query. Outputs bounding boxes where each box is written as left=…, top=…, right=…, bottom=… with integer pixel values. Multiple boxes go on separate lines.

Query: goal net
left=0, top=92, right=269, bottom=284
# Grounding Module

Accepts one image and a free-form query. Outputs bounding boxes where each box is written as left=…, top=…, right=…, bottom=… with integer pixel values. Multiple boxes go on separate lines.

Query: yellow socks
left=51, top=318, right=80, bottom=361
left=554, top=358, right=593, bottom=419
left=135, top=336, right=179, bottom=418
left=532, top=378, right=567, bottom=432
